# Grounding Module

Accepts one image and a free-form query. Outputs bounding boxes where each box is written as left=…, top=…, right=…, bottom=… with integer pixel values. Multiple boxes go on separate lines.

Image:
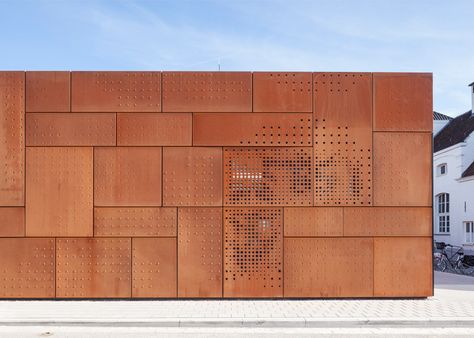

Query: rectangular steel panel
left=284, top=207, right=343, bottom=237
left=374, top=73, right=432, bottom=132
left=26, top=113, right=116, bottom=146
left=224, top=208, right=283, bottom=298
left=94, top=207, right=177, bottom=237
left=224, top=148, right=312, bottom=206
left=94, top=147, right=162, bottom=206
left=0, top=238, right=55, bottom=298
left=0, top=71, right=24, bottom=205
left=162, top=72, right=251, bottom=112
left=0, top=207, right=24, bottom=236
left=26, top=147, right=93, bottom=236
left=56, top=238, right=131, bottom=298
left=313, top=72, right=372, bottom=206
left=284, top=238, right=373, bottom=297
left=163, top=147, right=222, bottom=206
left=71, top=71, right=161, bottom=112
left=374, top=132, right=432, bottom=206
left=253, top=72, right=312, bottom=112
left=344, top=207, right=432, bottom=236
left=26, top=71, right=70, bottom=112
left=374, top=237, right=432, bottom=297
left=132, top=238, right=177, bottom=298
left=117, top=113, right=192, bottom=146
left=194, top=113, right=312, bottom=146
left=178, top=208, right=222, bottom=298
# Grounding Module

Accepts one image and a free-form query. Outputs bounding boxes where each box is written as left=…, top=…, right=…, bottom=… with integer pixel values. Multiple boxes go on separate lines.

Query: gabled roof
left=434, top=110, right=474, bottom=152
left=462, top=160, right=474, bottom=178
left=433, top=111, right=453, bottom=121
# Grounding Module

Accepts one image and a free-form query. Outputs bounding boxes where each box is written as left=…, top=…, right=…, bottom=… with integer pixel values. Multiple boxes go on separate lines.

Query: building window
left=437, top=163, right=447, bottom=176
left=437, top=193, right=450, bottom=233
left=465, top=221, right=474, bottom=243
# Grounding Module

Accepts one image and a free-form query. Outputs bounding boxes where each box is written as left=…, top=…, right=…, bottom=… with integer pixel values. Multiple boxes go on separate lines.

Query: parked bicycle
left=433, top=242, right=474, bottom=275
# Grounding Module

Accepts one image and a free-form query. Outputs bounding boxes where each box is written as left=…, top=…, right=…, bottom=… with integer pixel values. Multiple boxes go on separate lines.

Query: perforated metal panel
left=26, top=71, right=70, bottom=112
left=26, top=113, right=116, bottom=146
left=94, top=147, right=162, bottom=207
left=56, top=238, right=131, bottom=298
left=194, top=113, right=313, bottom=146
left=71, top=71, right=161, bottom=112
left=26, top=147, right=93, bottom=237
left=94, top=207, right=177, bottom=237
left=0, top=207, right=24, bottom=237
left=163, top=147, right=222, bottom=206
left=224, top=148, right=312, bottom=206
left=162, top=72, right=251, bottom=112
left=178, top=208, right=222, bottom=298
left=132, top=238, right=177, bottom=298
left=313, top=72, right=372, bottom=206
left=284, top=207, right=343, bottom=237
left=224, top=208, right=282, bottom=298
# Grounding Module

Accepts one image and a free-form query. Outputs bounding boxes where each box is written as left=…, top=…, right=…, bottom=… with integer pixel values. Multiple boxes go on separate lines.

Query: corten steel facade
left=0, top=71, right=433, bottom=299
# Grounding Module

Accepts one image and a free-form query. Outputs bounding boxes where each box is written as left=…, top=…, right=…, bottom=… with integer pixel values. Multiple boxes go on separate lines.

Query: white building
left=433, top=82, right=474, bottom=248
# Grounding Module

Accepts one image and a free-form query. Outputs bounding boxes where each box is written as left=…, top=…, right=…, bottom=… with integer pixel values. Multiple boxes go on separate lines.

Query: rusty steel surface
left=284, top=207, right=343, bottom=237
left=26, top=113, right=116, bottom=146
left=117, top=113, right=192, bottom=146
left=178, top=208, right=222, bottom=298
left=0, top=207, right=25, bottom=237
left=26, top=147, right=93, bottom=237
left=253, top=72, right=312, bottom=112
left=162, top=72, right=252, bottom=112
left=26, top=71, right=70, bottom=112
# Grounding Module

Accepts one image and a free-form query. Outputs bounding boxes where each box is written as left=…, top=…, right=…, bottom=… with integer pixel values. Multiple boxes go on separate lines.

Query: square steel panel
left=284, top=207, right=343, bottom=237
left=224, top=147, right=312, bottom=206
left=253, top=72, right=312, bottom=112
left=344, top=207, right=432, bottom=236
left=0, top=238, right=55, bottom=298
left=26, top=113, right=116, bottom=146
left=374, top=132, right=432, bottom=206
left=0, top=207, right=24, bottom=236
left=94, top=147, right=162, bottom=207
left=117, top=113, right=192, bottom=146
left=162, top=72, right=251, bottom=112
left=374, top=73, right=432, bottom=131
left=71, top=71, right=161, bottom=112
left=26, top=147, right=93, bottom=236
left=56, top=238, right=131, bottom=298
left=163, top=147, right=222, bottom=206
left=26, top=71, right=70, bottom=112
left=224, top=208, right=283, bottom=298
left=178, top=207, right=222, bottom=298
left=95, top=207, right=177, bottom=237
left=284, top=238, right=373, bottom=297
left=0, top=71, right=24, bottom=206
left=194, top=113, right=313, bottom=146
left=132, top=238, right=177, bottom=298
left=374, top=237, right=432, bottom=297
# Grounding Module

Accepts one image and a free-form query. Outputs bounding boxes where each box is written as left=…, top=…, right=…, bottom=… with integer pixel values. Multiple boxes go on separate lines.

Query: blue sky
left=0, top=0, right=473, bottom=116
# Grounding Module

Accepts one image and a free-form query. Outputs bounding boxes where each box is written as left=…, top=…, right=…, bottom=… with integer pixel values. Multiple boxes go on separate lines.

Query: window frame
left=436, top=193, right=450, bottom=233
left=465, top=221, right=474, bottom=244
left=437, top=163, right=447, bottom=176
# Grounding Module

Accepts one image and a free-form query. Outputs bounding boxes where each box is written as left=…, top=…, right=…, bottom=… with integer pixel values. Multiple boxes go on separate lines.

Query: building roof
left=462, top=160, right=474, bottom=178
left=433, top=111, right=453, bottom=121
left=434, top=110, right=474, bottom=152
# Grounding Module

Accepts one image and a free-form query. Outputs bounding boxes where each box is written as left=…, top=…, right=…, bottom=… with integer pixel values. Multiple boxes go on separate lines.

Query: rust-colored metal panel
left=374, top=73, right=432, bottom=131
left=0, top=207, right=24, bottom=236
left=374, top=132, right=431, bottom=206
left=178, top=207, right=222, bottom=298
left=71, top=71, right=161, bottom=112
left=284, top=207, right=343, bottom=237
left=253, top=72, right=312, bottom=112
left=26, top=113, right=116, bottom=146
left=56, top=238, right=131, bottom=298
left=163, top=147, right=222, bottom=206
left=224, top=147, right=312, bottom=206
left=26, top=71, right=70, bottom=112
left=162, top=72, right=251, bottom=112
left=0, top=71, right=24, bottom=206
left=94, top=147, right=162, bottom=207
left=0, top=238, right=55, bottom=298
left=313, top=72, right=372, bottom=206
left=224, top=208, right=283, bottom=298
left=94, top=207, right=177, bottom=237
left=194, top=113, right=312, bottom=146
left=344, top=207, right=432, bottom=236
left=26, top=147, right=93, bottom=236
left=284, top=238, right=373, bottom=297
left=117, top=113, right=192, bottom=146
left=132, top=238, right=177, bottom=298
left=374, top=237, right=432, bottom=297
